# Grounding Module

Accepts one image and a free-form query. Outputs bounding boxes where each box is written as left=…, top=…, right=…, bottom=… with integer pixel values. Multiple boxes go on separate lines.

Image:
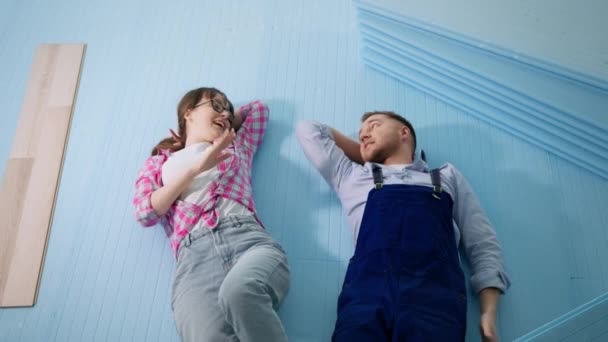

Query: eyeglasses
left=194, top=99, right=234, bottom=122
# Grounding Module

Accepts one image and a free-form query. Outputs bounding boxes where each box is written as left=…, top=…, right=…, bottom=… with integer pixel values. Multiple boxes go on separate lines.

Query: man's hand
left=480, top=311, right=498, bottom=342
left=479, top=287, right=500, bottom=342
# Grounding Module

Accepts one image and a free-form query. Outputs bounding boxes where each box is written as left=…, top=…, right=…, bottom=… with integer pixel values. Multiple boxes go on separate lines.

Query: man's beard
left=366, top=145, right=393, bottom=164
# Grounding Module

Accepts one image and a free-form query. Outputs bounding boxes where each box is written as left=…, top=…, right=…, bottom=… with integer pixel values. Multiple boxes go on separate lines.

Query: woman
left=133, top=87, right=289, bottom=341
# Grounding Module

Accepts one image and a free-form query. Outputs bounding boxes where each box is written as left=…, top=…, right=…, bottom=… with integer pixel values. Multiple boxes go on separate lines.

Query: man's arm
left=295, top=121, right=355, bottom=191
left=330, top=128, right=364, bottom=165
left=480, top=287, right=500, bottom=315
left=450, top=166, right=510, bottom=294
left=479, top=287, right=500, bottom=342
left=449, top=165, right=510, bottom=341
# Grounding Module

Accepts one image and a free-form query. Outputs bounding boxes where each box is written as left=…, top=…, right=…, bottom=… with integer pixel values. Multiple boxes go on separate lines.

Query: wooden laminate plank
left=0, top=44, right=85, bottom=307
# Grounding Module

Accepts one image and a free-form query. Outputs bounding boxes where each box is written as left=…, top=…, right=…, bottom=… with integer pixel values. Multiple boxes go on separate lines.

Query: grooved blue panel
left=515, top=292, right=608, bottom=341
left=0, top=1, right=607, bottom=342
left=355, top=0, right=608, bottom=181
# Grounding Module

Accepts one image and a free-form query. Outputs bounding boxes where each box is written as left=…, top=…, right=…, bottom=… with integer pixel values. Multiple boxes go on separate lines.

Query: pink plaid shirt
left=133, top=100, right=269, bottom=257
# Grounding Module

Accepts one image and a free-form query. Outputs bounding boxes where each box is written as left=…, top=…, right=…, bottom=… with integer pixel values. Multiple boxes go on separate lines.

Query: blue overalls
left=333, top=165, right=467, bottom=341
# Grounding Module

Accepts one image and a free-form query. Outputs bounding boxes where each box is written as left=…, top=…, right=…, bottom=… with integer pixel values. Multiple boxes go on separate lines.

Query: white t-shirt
left=386, top=163, right=411, bottom=171
left=161, top=142, right=251, bottom=230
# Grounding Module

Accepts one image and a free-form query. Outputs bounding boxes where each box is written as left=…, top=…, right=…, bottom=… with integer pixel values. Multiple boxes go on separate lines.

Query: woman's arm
left=155, top=128, right=235, bottom=214
left=150, top=167, right=198, bottom=216
left=233, top=100, right=269, bottom=154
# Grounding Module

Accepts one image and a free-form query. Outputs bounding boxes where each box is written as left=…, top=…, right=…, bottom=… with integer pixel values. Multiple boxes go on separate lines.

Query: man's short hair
left=361, top=111, right=417, bottom=154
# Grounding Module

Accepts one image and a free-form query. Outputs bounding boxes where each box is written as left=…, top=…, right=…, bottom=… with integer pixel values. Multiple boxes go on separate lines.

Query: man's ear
left=400, top=125, right=410, bottom=142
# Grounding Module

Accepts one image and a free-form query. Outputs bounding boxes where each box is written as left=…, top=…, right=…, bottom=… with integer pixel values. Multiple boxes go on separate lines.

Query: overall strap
left=372, top=165, right=384, bottom=189
left=430, top=168, right=442, bottom=199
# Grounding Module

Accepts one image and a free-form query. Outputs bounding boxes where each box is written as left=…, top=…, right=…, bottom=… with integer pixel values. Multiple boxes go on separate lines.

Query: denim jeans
left=172, top=215, right=290, bottom=342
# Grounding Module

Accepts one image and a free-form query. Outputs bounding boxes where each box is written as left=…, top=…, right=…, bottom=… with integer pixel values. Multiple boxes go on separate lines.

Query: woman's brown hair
left=151, top=87, right=233, bottom=156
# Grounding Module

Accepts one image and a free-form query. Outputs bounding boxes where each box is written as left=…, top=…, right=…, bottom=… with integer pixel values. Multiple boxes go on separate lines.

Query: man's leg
left=394, top=287, right=466, bottom=342
left=332, top=301, right=391, bottom=342
left=332, top=268, right=392, bottom=341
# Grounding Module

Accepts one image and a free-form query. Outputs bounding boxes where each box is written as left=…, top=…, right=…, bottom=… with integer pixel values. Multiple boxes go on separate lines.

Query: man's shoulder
left=434, top=162, right=468, bottom=193
left=436, top=162, right=463, bottom=176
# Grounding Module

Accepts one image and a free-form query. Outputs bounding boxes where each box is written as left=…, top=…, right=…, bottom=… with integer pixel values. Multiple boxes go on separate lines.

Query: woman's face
left=185, top=94, right=233, bottom=144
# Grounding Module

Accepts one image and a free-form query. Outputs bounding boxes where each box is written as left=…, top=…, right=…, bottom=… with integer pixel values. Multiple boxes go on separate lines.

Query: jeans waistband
left=178, top=214, right=259, bottom=251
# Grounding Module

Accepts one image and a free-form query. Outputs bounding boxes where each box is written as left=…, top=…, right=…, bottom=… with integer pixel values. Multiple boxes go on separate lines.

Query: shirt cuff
left=317, top=122, right=333, bottom=138
left=471, top=268, right=511, bottom=294
left=135, top=194, right=161, bottom=227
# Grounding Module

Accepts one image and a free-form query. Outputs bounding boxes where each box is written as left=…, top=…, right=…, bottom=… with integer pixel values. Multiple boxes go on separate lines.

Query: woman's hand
left=190, top=128, right=236, bottom=174
left=231, top=108, right=244, bottom=132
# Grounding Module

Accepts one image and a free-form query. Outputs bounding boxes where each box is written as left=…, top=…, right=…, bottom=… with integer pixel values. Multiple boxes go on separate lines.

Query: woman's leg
left=218, top=217, right=290, bottom=342
left=172, top=229, right=237, bottom=342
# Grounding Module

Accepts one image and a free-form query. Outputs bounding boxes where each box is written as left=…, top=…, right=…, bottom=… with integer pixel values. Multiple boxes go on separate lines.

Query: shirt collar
left=363, top=156, right=430, bottom=173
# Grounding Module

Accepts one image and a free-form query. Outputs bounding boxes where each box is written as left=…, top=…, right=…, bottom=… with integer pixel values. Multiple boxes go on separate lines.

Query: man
left=296, top=111, right=510, bottom=341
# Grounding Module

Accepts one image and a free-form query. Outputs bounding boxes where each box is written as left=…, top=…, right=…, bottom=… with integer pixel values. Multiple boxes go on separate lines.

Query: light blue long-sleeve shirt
left=296, top=120, right=511, bottom=294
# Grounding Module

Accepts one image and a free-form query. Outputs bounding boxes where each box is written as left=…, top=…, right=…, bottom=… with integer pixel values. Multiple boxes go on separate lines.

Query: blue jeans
left=172, top=215, right=290, bottom=342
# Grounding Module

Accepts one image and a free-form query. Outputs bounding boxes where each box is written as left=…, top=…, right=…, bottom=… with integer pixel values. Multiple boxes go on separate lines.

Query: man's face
left=358, top=114, right=404, bottom=163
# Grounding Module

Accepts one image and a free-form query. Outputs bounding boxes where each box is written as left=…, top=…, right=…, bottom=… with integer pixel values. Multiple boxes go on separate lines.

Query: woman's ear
left=184, top=109, right=193, bottom=121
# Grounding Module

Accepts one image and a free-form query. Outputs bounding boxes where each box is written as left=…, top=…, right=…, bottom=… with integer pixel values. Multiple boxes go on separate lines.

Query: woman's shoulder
left=140, top=150, right=171, bottom=173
